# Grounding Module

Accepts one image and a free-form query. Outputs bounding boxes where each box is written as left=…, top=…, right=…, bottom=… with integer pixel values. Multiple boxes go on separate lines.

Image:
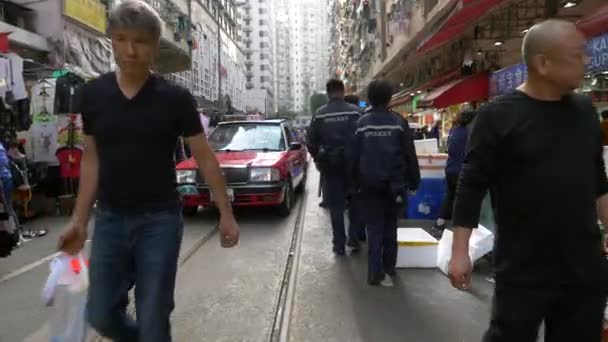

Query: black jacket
left=306, top=99, right=361, bottom=173
left=351, top=108, right=420, bottom=194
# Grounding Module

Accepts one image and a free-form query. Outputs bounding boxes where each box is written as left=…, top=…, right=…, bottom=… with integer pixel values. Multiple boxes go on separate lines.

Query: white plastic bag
left=436, top=225, right=494, bottom=276
left=42, top=253, right=89, bottom=342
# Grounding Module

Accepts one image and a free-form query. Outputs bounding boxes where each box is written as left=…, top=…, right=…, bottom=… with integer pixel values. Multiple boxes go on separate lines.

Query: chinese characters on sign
left=490, top=32, right=608, bottom=97
left=587, top=32, right=608, bottom=74
left=63, top=0, right=107, bottom=34
left=489, top=63, right=528, bottom=97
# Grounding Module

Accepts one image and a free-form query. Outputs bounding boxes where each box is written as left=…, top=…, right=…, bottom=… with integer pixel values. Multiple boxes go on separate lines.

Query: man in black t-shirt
left=449, top=20, right=608, bottom=341
left=57, top=1, right=240, bottom=341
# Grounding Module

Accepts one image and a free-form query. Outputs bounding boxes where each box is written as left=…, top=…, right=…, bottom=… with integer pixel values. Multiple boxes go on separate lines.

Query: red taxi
left=176, top=119, right=308, bottom=216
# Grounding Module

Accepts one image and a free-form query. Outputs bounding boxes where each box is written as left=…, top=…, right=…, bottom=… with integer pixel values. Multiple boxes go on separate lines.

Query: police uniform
left=351, top=108, right=420, bottom=283
left=307, top=99, right=361, bottom=254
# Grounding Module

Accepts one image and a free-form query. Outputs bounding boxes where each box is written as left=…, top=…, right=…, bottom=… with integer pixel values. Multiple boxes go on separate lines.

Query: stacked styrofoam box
left=603, top=146, right=608, bottom=178
left=417, top=153, right=448, bottom=179
left=414, top=139, right=438, bottom=154
left=396, top=228, right=439, bottom=268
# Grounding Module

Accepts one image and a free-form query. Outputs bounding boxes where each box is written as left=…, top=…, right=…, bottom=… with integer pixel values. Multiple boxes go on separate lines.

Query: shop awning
left=390, top=90, right=414, bottom=108
left=577, top=3, right=608, bottom=38
left=417, top=0, right=508, bottom=54
left=417, top=72, right=489, bottom=109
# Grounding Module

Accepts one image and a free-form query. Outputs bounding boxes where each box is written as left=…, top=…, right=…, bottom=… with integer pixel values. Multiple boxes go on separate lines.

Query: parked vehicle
left=176, top=119, right=308, bottom=216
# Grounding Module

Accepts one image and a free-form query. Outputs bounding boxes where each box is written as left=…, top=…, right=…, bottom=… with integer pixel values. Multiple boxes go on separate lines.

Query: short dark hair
left=367, top=80, right=393, bottom=107
left=326, top=79, right=345, bottom=95
left=602, top=110, right=608, bottom=120
left=459, top=110, right=476, bottom=126
left=344, top=94, right=359, bottom=105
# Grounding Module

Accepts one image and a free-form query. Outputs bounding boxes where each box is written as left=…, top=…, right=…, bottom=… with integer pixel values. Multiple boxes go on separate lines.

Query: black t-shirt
left=453, top=90, right=608, bottom=287
left=55, top=73, right=86, bottom=114
left=81, top=72, right=203, bottom=212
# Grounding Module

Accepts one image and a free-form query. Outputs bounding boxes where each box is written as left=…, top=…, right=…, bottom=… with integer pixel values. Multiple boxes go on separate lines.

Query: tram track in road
left=268, top=188, right=308, bottom=342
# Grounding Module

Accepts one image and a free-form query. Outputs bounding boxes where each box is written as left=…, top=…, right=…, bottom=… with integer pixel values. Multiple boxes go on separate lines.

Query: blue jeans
left=87, top=206, right=184, bottom=342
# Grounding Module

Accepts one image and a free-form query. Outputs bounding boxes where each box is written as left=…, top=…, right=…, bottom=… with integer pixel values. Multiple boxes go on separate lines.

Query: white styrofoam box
left=414, top=139, right=439, bottom=154
left=417, top=153, right=447, bottom=179
left=396, top=228, right=439, bottom=268
left=604, top=146, right=608, bottom=178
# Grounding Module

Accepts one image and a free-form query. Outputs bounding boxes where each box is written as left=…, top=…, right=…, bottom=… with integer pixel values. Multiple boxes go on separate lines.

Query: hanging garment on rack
left=30, top=114, right=58, bottom=163
left=54, top=73, right=85, bottom=114
left=0, top=57, right=10, bottom=98
left=15, top=98, right=31, bottom=131
left=5, top=53, right=27, bottom=101
left=31, top=79, right=56, bottom=116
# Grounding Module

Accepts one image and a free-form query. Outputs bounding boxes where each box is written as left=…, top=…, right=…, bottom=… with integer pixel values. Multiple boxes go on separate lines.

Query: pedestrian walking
left=351, top=80, right=420, bottom=286
left=57, top=1, right=240, bottom=341
left=449, top=19, right=608, bottom=342
left=430, top=110, right=476, bottom=238
left=307, top=79, right=361, bottom=255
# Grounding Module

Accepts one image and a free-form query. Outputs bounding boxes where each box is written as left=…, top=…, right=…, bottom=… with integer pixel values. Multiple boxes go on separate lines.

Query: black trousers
left=483, top=283, right=606, bottom=342
left=439, top=172, right=460, bottom=220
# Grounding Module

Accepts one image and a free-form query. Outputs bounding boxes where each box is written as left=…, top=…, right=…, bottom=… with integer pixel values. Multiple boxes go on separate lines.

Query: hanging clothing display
left=29, top=113, right=58, bottom=163
left=5, top=53, right=27, bottom=101
left=0, top=57, right=10, bottom=98
left=30, top=79, right=56, bottom=116
left=54, top=73, right=85, bottom=114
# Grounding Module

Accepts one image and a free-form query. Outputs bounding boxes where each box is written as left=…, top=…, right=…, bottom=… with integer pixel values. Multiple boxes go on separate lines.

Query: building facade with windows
left=240, top=0, right=275, bottom=116
left=288, top=0, right=328, bottom=113
left=168, top=0, right=246, bottom=113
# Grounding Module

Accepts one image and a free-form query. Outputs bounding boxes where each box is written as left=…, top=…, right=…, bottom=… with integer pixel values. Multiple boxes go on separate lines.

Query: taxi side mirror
left=289, top=142, right=302, bottom=151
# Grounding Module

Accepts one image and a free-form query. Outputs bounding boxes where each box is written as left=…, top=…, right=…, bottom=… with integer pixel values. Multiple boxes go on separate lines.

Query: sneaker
left=346, top=239, right=360, bottom=252
left=333, top=247, right=345, bottom=256
left=380, top=275, right=395, bottom=288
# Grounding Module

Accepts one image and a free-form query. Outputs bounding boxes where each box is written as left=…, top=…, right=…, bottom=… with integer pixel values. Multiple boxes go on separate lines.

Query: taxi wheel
left=182, top=206, right=198, bottom=216
left=278, top=182, right=294, bottom=217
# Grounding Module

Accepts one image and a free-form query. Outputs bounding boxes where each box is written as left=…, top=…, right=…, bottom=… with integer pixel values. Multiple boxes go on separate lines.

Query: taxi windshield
left=208, top=123, right=286, bottom=152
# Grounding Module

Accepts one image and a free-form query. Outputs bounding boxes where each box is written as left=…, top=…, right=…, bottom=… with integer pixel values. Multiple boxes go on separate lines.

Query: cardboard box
left=396, top=228, right=439, bottom=268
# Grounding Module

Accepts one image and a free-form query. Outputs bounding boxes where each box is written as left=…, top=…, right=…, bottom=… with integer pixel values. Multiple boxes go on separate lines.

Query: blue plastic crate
left=406, top=178, right=446, bottom=220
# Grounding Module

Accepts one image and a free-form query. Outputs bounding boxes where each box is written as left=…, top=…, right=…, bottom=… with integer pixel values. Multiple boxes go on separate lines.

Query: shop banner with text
left=490, top=32, right=608, bottom=97
left=64, top=0, right=107, bottom=34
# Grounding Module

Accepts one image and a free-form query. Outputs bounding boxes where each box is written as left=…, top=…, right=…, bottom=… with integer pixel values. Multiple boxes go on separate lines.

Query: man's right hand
left=58, top=221, right=88, bottom=255
left=448, top=252, right=473, bottom=290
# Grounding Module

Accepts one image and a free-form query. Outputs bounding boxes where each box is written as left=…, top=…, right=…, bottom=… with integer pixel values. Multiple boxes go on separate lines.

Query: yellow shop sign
left=64, top=0, right=107, bottom=33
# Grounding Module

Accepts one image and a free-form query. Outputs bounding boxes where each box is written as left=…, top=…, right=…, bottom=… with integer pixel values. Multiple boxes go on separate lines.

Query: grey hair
left=521, top=19, right=576, bottom=68
left=107, top=0, right=162, bottom=41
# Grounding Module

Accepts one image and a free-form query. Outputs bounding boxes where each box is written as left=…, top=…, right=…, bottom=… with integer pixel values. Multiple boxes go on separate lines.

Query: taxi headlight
left=176, top=170, right=197, bottom=184
left=250, top=167, right=280, bottom=182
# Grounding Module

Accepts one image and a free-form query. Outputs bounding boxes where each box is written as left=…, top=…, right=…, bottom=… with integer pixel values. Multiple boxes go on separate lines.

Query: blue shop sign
left=587, top=32, right=608, bottom=73
left=489, top=63, right=528, bottom=97
left=490, top=32, right=608, bottom=96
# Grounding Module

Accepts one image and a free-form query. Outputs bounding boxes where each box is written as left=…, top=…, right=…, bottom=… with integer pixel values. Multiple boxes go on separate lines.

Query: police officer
left=344, top=94, right=366, bottom=246
left=351, top=80, right=420, bottom=286
left=307, top=79, right=361, bottom=255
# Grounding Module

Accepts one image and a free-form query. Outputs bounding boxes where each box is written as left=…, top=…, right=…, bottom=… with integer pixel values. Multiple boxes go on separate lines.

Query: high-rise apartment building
left=275, top=0, right=292, bottom=112
left=241, top=0, right=276, bottom=116
left=288, top=0, right=329, bottom=113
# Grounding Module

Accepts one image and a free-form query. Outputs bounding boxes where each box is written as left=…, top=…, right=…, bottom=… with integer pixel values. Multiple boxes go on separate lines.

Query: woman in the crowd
left=430, top=110, right=476, bottom=237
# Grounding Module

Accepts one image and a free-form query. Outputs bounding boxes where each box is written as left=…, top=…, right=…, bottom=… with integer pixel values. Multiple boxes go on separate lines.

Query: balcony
left=245, top=60, right=253, bottom=66
left=140, top=0, right=191, bottom=73
left=243, top=25, right=253, bottom=32
left=243, top=37, right=252, bottom=44
left=246, top=82, right=254, bottom=89
left=0, top=1, right=49, bottom=52
left=245, top=71, right=254, bottom=77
